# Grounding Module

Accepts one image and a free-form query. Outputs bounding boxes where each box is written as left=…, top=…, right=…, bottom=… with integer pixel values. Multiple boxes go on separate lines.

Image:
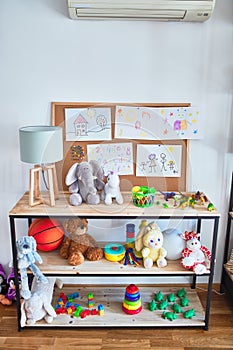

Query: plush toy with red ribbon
left=181, top=231, right=212, bottom=275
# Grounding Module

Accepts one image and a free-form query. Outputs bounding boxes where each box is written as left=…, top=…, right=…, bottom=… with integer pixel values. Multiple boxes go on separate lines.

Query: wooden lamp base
left=29, top=164, right=59, bottom=207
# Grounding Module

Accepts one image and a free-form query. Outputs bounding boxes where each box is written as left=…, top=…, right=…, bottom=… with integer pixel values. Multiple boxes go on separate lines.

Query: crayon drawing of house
left=74, top=114, right=88, bottom=136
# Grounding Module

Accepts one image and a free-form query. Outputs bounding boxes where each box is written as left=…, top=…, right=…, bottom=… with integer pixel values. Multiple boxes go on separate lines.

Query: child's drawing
left=136, top=144, right=182, bottom=177
left=65, top=107, right=112, bottom=141
left=87, top=143, right=133, bottom=176
left=115, top=105, right=203, bottom=140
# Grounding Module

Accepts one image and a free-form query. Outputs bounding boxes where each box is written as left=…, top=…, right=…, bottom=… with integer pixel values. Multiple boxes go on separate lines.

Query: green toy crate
left=132, top=186, right=156, bottom=207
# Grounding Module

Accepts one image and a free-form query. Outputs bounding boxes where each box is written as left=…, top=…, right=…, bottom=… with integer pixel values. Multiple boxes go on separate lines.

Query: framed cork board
left=51, top=102, right=190, bottom=192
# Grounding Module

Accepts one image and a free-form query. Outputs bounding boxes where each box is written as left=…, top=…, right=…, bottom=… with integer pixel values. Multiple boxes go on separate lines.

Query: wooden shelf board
left=25, top=285, right=205, bottom=328
left=9, top=191, right=220, bottom=218
left=39, top=250, right=210, bottom=276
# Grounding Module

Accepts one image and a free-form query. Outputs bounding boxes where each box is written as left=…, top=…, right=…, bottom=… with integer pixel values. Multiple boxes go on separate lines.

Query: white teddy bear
left=101, top=172, right=123, bottom=205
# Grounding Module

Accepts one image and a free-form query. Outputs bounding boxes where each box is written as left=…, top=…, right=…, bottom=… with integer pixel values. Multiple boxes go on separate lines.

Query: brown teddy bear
left=59, top=218, right=103, bottom=266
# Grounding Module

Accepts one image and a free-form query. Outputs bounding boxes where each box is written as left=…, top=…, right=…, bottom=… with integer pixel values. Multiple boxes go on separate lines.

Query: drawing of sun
left=87, top=108, right=96, bottom=118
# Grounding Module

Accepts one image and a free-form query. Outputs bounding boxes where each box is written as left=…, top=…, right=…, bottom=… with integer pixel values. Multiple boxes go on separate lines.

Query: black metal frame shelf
left=9, top=192, right=220, bottom=331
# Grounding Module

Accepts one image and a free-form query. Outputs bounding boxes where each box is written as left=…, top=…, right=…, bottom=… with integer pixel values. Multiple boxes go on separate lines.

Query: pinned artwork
left=136, top=144, right=182, bottom=177
left=115, top=105, right=202, bottom=140
left=70, top=145, right=85, bottom=162
left=87, top=143, right=133, bottom=175
left=65, top=107, right=112, bottom=141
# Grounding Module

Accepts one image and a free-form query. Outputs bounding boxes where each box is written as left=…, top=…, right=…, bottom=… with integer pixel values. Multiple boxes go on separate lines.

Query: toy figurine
left=163, top=311, right=178, bottom=321
left=181, top=231, right=212, bottom=275
left=183, top=308, right=196, bottom=319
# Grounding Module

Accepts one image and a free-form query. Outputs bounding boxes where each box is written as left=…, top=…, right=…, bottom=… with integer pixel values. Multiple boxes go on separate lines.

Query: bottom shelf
left=26, top=285, right=205, bottom=328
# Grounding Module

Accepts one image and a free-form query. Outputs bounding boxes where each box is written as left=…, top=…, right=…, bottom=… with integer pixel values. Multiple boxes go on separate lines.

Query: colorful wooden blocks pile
left=54, top=291, right=104, bottom=319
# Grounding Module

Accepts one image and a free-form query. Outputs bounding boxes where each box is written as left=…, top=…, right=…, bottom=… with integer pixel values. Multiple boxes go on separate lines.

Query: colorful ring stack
left=126, top=223, right=135, bottom=248
left=104, top=243, right=125, bottom=262
left=122, top=284, right=142, bottom=315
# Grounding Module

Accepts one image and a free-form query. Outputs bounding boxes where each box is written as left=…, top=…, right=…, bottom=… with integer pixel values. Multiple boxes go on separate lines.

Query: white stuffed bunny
left=135, top=221, right=167, bottom=268
left=20, top=277, right=62, bottom=327
left=101, top=172, right=123, bottom=205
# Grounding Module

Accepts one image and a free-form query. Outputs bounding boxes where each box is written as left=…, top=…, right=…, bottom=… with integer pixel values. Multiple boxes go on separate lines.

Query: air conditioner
left=67, top=0, right=216, bottom=22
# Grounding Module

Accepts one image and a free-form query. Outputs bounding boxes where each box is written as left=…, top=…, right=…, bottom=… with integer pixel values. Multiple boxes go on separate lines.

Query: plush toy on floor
left=16, top=236, right=48, bottom=299
left=0, top=264, right=8, bottom=304
left=0, top=267, right=21, bottom=305
left=135, top=221, right=167, bottom=268
left=60, top=218, right=103, bottom=266
left=181, top=231, right=212, bottom=275
left=100, top=172, right=123, bottom=205
left=65, top=160, right=105, bottom=206
left=20, top=277, right=62, bottom=326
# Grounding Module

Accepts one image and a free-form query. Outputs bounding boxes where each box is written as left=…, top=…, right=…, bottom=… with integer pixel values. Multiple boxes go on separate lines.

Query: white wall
left=0, top=0, right=232, bottom=282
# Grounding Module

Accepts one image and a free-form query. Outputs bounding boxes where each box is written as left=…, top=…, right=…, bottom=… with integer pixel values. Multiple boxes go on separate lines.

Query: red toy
left=181, top=231, right=212, bottom=275
left=28, top=218, right=64, bottom=252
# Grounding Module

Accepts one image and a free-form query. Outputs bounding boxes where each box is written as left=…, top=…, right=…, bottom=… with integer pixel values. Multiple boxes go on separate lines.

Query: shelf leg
left=197, top=218, right=202, bottom=233
left=204, top=216, right=219, bottom=331
left=9, top=216, right=22, bottom=332
left=191, top=275, right=196, bottom=289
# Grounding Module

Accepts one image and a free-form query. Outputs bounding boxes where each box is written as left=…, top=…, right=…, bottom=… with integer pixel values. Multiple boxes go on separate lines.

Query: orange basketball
left=28, top=218, right=64, bottom=252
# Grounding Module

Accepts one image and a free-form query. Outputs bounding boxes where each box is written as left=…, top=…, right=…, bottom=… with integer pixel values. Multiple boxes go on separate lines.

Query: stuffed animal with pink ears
left=181, top=231, right=212, bottom=275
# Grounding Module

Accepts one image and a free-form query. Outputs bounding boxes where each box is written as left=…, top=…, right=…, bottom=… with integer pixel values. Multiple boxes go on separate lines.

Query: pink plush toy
left=181, top=231, right=212, bottom=275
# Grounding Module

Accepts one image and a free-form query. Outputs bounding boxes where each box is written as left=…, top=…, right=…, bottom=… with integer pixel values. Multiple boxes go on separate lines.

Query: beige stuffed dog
left=135, top=221, right=167, bottom=268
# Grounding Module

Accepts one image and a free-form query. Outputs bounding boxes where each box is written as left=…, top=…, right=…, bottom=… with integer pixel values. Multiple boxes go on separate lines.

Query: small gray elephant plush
left=65, top=160, right=105, bottom=206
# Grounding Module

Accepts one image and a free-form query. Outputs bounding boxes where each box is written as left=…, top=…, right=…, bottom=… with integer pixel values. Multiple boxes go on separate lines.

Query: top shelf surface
left=9, top=191, right=220, bottom=218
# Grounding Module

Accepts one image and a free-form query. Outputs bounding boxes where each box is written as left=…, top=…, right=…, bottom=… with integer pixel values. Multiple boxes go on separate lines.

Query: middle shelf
left=38, top=248, right=210, bottom=276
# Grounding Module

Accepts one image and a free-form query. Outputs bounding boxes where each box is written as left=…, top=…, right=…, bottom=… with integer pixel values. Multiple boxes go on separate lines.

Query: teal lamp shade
left=19, top=126, right=63, bottom=164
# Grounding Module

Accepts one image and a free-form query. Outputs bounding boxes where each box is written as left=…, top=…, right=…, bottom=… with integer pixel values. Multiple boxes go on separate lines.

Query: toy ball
left=28, top=218, right=64, bottom=252
left=162, top=228, right=186, bottom=260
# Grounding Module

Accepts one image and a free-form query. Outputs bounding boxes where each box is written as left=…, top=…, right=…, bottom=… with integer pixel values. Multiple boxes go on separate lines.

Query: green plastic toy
left=154, top=291, right=164, bottom=302
left=163, top=311, right=178, bottom=321
left=158, top=300, right=168, bottom=310
left=177, top=288, right=186, bottom=298
left=167, top=293, right=176, bottom=302
left=183, top=308, right=196, bottom=319
left=172, top=303, right=183, bottom=313
left=180, top=297, right=189, bottom=307
left=148, top=300, right=157, bottom=311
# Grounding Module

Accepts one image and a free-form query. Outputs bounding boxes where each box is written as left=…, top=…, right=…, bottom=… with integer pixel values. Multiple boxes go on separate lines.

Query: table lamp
left=19, top=125, right=63, bottom=207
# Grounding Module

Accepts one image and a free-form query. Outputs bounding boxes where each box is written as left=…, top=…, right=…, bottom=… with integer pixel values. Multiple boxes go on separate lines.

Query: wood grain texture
left=0, top=285, right=232, bottom=349
left=27, top=285, right=205, bottom=328
left=38, top=250, right=210, bottom=276
left=9, top=191, right=220, bottom=218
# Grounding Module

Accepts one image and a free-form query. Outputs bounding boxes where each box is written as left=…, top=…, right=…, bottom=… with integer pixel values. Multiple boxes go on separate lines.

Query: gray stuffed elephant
left=65, top=160, right=105, bottom=206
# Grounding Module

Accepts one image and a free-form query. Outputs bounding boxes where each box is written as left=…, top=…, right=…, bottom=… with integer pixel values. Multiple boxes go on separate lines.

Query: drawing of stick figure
left=148, top=153, right=157, bottom=173
left=160, top=153, right=167, bottom=171
left=140, top=162, right=147, bottom=171
left=168, top=160, right=175, bottom=171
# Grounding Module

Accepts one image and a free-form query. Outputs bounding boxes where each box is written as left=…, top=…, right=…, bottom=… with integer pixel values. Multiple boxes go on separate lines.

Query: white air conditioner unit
left=67, top=0, right=216, bottom=22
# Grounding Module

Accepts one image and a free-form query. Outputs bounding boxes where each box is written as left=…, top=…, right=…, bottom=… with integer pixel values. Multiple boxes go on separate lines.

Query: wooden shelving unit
left=9, top=191, right=220, bottom=331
